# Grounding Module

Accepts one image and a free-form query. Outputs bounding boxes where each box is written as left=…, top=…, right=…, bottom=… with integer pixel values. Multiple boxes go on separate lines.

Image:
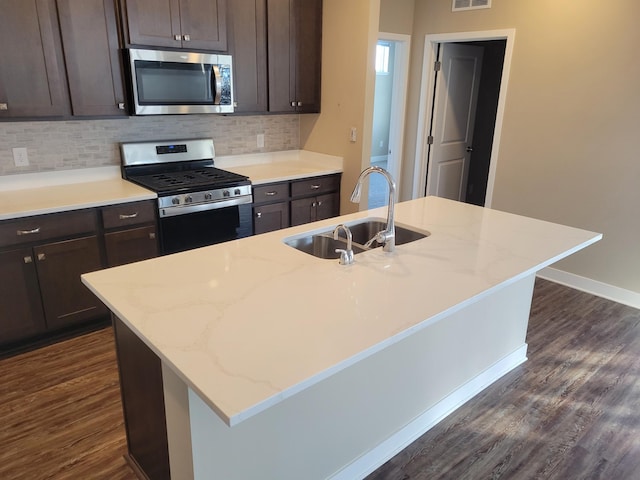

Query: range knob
left=171, top=197, right=180, bottom=205
left=234, top=188, right=241, bottom=196
left=185, top=195, right=193, bottom=204
left=205, top=192, right=213, bottom=200
left=223, top=190, right=230, bottom=197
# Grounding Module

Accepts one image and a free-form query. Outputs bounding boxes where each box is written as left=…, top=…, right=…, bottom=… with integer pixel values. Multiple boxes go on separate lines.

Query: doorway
left=368, top=32, right=411, bottom=209
left=412, top=29, right=515, bottom=208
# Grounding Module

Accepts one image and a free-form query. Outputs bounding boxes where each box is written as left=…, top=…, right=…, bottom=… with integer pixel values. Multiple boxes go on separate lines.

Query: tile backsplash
left=0, top=114, right=300, bottom=176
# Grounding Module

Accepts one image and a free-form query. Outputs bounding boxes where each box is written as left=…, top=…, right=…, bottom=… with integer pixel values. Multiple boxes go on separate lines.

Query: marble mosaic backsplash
left=0, top=114, right=299, bottom=176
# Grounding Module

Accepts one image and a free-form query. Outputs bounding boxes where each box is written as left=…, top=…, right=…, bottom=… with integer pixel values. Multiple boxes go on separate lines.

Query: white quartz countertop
left=215, top=150, right=343, bottom=184
left=0, top=167, right=156, bottom=220
left=81, top=196, right=601, bottom=427
left=0, top=150, right=342, bottom=220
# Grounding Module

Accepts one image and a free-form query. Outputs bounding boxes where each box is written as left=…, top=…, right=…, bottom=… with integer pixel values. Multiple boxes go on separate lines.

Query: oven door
left=127, top=48, right=234, bottom=115
left=158, top=203, right=252, bottom=255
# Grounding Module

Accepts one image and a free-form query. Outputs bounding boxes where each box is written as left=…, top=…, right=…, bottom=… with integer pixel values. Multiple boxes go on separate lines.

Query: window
left=375, top=43, right=390, bottom=74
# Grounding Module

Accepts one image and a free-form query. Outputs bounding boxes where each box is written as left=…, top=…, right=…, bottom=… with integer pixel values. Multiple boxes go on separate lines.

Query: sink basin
left=284, top=234, right=367, bottom=259
left=340, top=219, right=429, bottom=246
left=284, top=218, right=429, bottom=259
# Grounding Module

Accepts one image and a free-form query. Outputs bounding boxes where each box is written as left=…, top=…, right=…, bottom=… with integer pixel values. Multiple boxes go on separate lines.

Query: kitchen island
left=82, top=196, right=601, bottom=479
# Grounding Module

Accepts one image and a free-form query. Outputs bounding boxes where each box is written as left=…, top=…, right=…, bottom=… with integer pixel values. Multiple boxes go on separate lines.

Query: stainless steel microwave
left=126, top=48, right=234, bottom=115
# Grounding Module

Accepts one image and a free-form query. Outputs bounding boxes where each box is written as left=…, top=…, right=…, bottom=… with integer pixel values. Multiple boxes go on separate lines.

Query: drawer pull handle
left=265, top=191, right=278, bottom=196
left=119, top=212, right=139, bottom=220
left=310, top=184, right=321, bottom=190
left=17, top=227, right=40, bottom=236
left=0, top=103, right=7, bottom=110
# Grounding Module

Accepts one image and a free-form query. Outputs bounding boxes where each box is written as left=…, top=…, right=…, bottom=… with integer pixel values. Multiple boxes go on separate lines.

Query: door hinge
left=427, top=135, right=434, bottom=145
left=434, top=61, right=441, bottom=72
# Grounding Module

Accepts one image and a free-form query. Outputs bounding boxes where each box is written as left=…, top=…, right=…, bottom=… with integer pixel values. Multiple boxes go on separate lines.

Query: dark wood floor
left=368, top=279, right=640, bottom=480
left=1, top=279, right=638, bottom=479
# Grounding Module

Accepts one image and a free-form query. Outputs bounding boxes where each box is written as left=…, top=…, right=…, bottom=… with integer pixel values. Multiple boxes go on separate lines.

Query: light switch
left=350, top=127, right=357, bottom=143
left=257, top=134, right=265, bottom=148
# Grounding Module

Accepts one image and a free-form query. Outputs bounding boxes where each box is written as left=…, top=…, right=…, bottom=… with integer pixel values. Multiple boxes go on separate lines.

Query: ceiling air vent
left=452, top=0, right=491, bottom=11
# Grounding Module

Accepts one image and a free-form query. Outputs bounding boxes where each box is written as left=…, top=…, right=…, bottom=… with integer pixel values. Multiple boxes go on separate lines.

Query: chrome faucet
left=333, top=224, right=354, bottom=265
left=350, top=166, right=396, bottom=253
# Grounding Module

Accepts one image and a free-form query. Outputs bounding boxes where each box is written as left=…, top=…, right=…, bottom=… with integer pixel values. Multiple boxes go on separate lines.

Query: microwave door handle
left=212, top=65, right=222, bottom=105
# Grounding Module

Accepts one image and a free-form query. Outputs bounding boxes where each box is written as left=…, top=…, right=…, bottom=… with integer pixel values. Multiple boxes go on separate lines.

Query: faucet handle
left=335, top=248, right=354, bottom=265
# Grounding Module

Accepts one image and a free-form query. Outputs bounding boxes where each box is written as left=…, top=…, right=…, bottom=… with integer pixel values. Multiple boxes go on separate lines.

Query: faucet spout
left=350, top=166, right=396, bottom=253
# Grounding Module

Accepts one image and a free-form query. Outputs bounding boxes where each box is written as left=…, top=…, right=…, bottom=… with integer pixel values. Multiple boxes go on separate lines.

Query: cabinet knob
left=183, top=34, right=191, bottom=41
left=297, top=101, right=303, bottom=107
left=174, top=34, right=181, bottom=41
left=317, top=201, right=323, bottom=206
left=256, top=212, right=262, bottom=219
left=149, top=232, right=156, bottom=239
left=117, top=102, right=125, bottom=110
left=23, top=256, right=33, bottom=264
left=0, top=103, right=7, bottom=111
left=290, top=101, right=296, bottom=107
left=37, top=253, right=46, bottom=261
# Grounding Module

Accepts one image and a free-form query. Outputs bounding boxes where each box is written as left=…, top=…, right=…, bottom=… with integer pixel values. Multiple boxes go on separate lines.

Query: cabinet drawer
left=291, top=175, right=340, bottom=197
left=101, top=200, right=156, bottom=229
left=0, top=209, right=97, bottom=248
left=253, top=182, right=289, bottom=204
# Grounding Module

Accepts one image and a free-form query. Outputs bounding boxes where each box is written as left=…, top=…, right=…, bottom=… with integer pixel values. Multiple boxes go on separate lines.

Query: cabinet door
left=179, top=0, right=227, bottom=51
left=292, top=0, right=322, bottom=113
left=104, top=226, right=159, bottom=267
left=0, top=0, right=69, bottom=118
left=290, top=197, right=315, bottom=227
left=57, top=0, right=126, bottom=116
left=123, top=0, right=182, bottom=48
left=228, top=0, right=267, bottom=112
left=0, top=248, right=46, bottom=345
left=266, top=0, right=294, bottom=112
left=266, top=0, right=321, bottom=113
left=34, top=236, right=107, bottom=331
left=315, top=192, right=339, bottom=222
left=254, top=202, right=289, bottom=234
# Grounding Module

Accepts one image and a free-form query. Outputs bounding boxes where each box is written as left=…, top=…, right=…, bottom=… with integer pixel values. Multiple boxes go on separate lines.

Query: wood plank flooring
left=367, top=279, right=640, bottom=479
left=0, top=327, right=137, bottom=480
left=0, top=279, right=638, bottom=479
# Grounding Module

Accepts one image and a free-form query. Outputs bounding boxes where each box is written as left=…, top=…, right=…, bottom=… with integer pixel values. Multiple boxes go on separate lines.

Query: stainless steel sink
left=283, top=218, right=429, bottom=259
left=284, top=234, right=367, bottom=259
left=339, top=219, right=429, bottom=246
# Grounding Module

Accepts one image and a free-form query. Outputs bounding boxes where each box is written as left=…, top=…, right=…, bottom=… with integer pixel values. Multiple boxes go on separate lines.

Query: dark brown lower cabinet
left=104, top=225, right=158, bottom=267
left=254, top=201, right=290, bottom=234
left=35, top=235, right=108, bottom=331
left=290, top=192, right=339, bottom=226
left=113, top=316, right=170, bottom=480
left=0, top=248, right=47, bottom=344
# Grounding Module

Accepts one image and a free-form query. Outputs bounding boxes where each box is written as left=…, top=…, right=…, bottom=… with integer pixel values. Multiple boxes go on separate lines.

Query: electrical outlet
left=257, top=134, right=265, bottom=148
left=13, top=147, right=29, bottom=167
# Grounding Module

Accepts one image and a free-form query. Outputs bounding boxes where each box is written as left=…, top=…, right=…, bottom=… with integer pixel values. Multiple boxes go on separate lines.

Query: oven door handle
left=212, top=65, right=222, bottom=105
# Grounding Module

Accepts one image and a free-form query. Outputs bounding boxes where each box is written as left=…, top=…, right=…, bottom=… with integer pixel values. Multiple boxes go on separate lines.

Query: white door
left=426, top=43, right=483, bottom=201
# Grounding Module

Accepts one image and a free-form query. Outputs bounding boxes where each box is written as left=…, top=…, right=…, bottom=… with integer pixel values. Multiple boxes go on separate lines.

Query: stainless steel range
left=121, top=138, right=253, bottom=254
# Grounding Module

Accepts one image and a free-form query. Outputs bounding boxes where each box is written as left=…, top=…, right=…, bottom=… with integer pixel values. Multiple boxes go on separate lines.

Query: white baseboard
left=537, top=267, right=640, bottom=310
left=332, top=344, right=528, bottom=480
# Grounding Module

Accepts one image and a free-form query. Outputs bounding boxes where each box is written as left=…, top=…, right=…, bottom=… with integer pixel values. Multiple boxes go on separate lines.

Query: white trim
left=331, top=344, right=528, bottom=480
left=376, top=32, right=411, bottom=203
left=537, top=267, right=640, bottom=310
left=412, top=29, right=516, bottom=208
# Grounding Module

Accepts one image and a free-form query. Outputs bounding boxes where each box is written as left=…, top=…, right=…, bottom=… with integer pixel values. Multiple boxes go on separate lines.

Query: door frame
left=412, top=29, right=516, bottom=207
left=376, top=32, right=411, bottom=197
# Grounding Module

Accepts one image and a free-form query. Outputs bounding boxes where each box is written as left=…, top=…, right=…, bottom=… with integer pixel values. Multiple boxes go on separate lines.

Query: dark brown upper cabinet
left=57, top=0, right=127, bottom=117
left=267, top=0, right=322, bottom=113
left=122, top=0, right=228, bottom=51
left=0, top=0, right=70, bottom=118
left=228, top=0, right=268, bottom=113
